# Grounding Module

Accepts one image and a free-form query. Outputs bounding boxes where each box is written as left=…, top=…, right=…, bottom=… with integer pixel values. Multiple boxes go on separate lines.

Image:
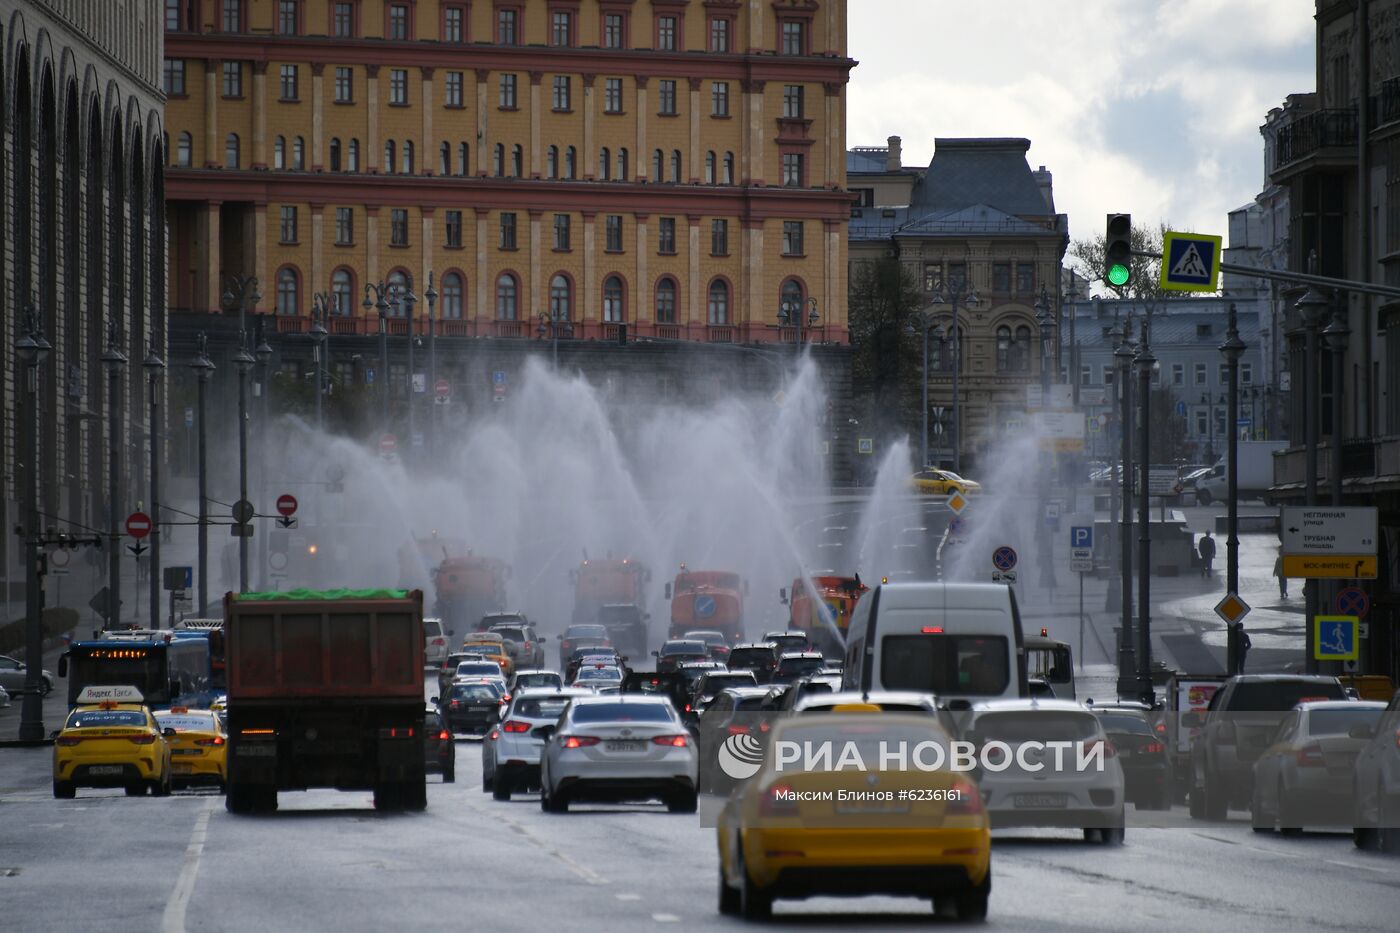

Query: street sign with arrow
left=276, top=493, right=299, bottom=528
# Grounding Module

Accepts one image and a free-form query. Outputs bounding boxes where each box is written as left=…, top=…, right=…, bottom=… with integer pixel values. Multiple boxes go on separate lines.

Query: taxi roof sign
left=1159, top=231, right=1223, bottom=292
left=76, top=684, right=144, bottom=704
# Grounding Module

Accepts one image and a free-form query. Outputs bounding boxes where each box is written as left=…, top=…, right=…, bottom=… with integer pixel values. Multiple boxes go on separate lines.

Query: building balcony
left=258, top=314, right=837, bottom=345
left=1270, top=436, right=1397, bottom=501
left=1269, top=106, right=1357, bottom=183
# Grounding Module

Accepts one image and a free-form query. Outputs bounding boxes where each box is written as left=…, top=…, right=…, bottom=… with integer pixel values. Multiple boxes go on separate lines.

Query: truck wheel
left=373, top=783, right=404, bottom=812
left=256, top=787, right=278, bottom=813
left=1196, top=488, right=1212, bottom=505
left=952, top=869, right=991, bottom=922
left=667, top=788, right=698, bottom=813
left=443, top=765, right=456, bottom=784
left=406, top=782, right=428, bottom=811
left=226, top=784, right=253, bottom=814
left=125, top=783, right=147, bottom=797
left=1203, top=772, right=1229, bottom=821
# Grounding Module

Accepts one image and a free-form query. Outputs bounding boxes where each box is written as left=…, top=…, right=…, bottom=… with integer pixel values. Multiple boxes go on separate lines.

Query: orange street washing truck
left=665, top=566, right=748, bottom=644
left=223, top=588, right=428, bottom=814
left=780, top=573, right=867, bottom=658
left=570, top=557, right=652, bottom=655
left=433, top=552, right=510, bottom=632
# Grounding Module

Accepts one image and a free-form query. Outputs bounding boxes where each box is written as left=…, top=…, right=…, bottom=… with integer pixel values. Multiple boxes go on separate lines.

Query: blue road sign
left=493, top=370, right=507, bottom=385
left=1175, top=401, right=1187, bottom=417
left=694, top=595, right=717, bottom=619
left=1160, top=231, right=1222, bottom=291
left=1071, top=526, right=1093, bottom=550
left=949, top=516, right=965, bottom=536
left=1314, top=616, right=1359, bottom=661
left=992, top=546, right=1018, bottom=572
left=1335, top=587, right=1370, bottom=619
left=171, top=566, right=192, bottom=590
left=366, top=367, right=375, bottom=385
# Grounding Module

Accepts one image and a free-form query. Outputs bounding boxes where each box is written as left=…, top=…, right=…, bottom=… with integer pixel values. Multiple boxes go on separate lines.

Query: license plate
left=605, top=741, right=644, bottom=752
left=172, top=748, right=201, bottom=756
left=236, top=744, right=276, bottom=757
left=1117, top=747, right=1132, bottom=758
left=89, top=765, right=123, bottom=775
left=1014, top=793, right=1067, bottom=808
left=173, top=764, right=194, bottom=773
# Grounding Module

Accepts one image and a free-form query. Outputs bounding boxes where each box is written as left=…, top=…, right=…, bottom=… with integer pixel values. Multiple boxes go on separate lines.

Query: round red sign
left=380, top=434, right=397, bottom=454
left=276, top=494, right=298, bottom=517
left=434, top=378, right=451, bottom=399
left=126, top=511, right=153, bottom=539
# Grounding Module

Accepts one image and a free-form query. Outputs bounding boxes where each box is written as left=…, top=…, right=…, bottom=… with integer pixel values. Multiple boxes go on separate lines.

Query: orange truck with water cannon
left=432, top=552, right=510, bottom=632
left=780, top=573, right=868, bottom=657
left=664, top=566, right=748, bottom=644
left=570, top=557, right=652, bottom=656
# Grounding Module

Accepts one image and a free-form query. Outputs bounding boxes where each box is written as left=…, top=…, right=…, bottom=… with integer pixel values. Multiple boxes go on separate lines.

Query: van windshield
left=880, top=634, right=1010, bottom=695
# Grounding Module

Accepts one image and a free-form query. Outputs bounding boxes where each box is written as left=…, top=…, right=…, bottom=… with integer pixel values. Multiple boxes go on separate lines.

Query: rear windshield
left=425, top=712, right=443, bottom=729
left=492, top=627, right=527, bottom=643
left=685, top=632, right=725, bottom=646
left=701, top=674, right=756, bottom=693
left=457, top=663, right=501, bottom=676
left=572, top=703, right=674, bottom=723
left=662, top=642, right=707, bottom=654
left=576, top=667, right=622, bottom=681
left=881, top=635, right=1010, bottom=696
left=803, top=702, right=929, bottom=714
left=734, top=695, right=770, bottom=712
left=516, top=674, right=560, bottom=688
left=1095, top=713, right=1153, bottom=736
left=1228, top=681, right=1346, bottom=710
left=515, top=698, right=572, bottom=719
left=424, top=620, right=445, bottom=637
left=729, top=648, right=775, bottom=667
left=974, top=711, right=1099, bottom=742
left=1307, top=707, right=1384, bottom=736
left=769, top=635, right=808, bottom=648
left=566, top=626, right=608, bottom=639
left=778, top=656, right=825, bottom=675
left=452, top=683, right=502, bottom=700
left=67, top=710, right=147, bottom=728
left=154, top=713, right=217, bottom=732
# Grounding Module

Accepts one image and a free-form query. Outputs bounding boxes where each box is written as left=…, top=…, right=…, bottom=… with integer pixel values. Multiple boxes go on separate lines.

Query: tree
left=1144, top=385, right=1192, bottom=464
left=848, top=255, right=924, bottom=455
left=1069, top=222, right=1174, bottom=302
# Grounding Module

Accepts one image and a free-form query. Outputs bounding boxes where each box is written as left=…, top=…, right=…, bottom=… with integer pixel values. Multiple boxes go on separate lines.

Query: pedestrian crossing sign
left=1159, top=231, right=1222, bottom=292
left=1314, top=615, right=1359, bottom=661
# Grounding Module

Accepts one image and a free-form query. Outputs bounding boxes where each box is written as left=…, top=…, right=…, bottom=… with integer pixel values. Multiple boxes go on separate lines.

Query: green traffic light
left=1107, top=263, right=1130, bottom=286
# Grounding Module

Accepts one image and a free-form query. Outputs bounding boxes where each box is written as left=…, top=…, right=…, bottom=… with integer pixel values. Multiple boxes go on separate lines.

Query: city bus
left=58, top=632, right=214, bottom=709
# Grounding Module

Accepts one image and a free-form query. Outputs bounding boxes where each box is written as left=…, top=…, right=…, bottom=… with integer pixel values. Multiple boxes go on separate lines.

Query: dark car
left=622, top=670, right=690, bottom=714
left=443, top=680, right=505, bottom=735
left=697, top=686, right=779, bottom=796
left=598, top=604, right=649, bottom=658
left=727, top=643, right=780, bottom=683
left=654, top=639, right=710, bottom=673
left=1093, top=707, right=1168, bottom=809
left=683, top=630, right=732, bottom=663
left=771, top=651, right=826, bottom=685
left=689, top=670, right=759, bottom=720
left=424, top=706, right=456, bottom=782
left=559, top=624, right=611, bottom=667
left=770, top=673, right=842, bottom=713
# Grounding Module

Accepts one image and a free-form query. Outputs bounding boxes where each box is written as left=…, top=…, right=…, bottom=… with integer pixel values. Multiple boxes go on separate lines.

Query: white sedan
left=571, top=664, right=624, bottom=692
left=538, top=695, right=698, bottom=813
left=482, top=687, right=593, bottom=801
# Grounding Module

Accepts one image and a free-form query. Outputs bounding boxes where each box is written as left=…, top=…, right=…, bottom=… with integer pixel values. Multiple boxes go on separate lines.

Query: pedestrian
left=1198, top=531, right=1216, bottom=577
left=1273, top=550, right=1288, bottom=598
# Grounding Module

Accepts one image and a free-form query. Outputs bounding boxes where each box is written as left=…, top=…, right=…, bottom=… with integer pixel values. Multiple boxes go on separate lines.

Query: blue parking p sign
left=1071, top=526, right=1093, bottom=550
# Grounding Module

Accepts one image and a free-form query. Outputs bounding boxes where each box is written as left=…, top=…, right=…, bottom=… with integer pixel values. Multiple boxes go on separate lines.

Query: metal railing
left=1271, top=107, right=1358, bottom=172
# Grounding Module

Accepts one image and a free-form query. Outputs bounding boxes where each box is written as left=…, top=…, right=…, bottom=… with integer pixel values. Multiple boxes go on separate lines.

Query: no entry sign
left=380, top=434, right=397, bottom=456
left=126, top=512, right=153, bottom=539
left=276, top=494, right=298, bottom=517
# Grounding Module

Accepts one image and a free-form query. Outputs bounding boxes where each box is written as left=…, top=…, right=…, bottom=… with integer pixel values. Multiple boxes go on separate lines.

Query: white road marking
left=615, top=893, right=642, bottom=901
left=161, top=797, right=215, bottom=933
left=651, top=913, right=680, bottom=923
left=502, top=818, right=608, bottom=885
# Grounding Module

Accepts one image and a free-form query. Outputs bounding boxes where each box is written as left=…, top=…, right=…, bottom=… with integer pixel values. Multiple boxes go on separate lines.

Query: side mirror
left=1348, top=722, right=1376, bottom=740
left=49, top=729, right=61, bottom=739
left=532, top=724, right=556, bottom=740
left=652, top=650, right=660, bottom=657
left=447, top=629, right=455, bottom=637
left=430, top=696, right=440, bottom=705
left=664, top=583, right=672, bottom=600
left=163, top=727, right=177, bottom=737
left=538, top=634, right=548, bottom=641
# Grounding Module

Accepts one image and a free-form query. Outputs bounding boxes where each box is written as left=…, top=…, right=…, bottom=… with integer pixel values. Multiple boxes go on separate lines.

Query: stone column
left=529, top=71, right=543, bottom=178
left=528, top=210, right=543, bottom=315
left=582, top=211, right=597, bottom=323
left=688, top=79, right=702, bottom=183
left=202, top=200, right=222, bottom=310
left=203, top=59, right=221, bottom=168
left=366, top=205, right=381, bottom=279
left=311, top=64, right=325, bottom=170
left=475, top=69, right=490, bottom=176
left=474, top=208, right=489, bottom=323
left=635, top=78, right=649, bottom=180
left=687, top=215, right=701, bottom=325
left=421, top=68, right=435, bottom=174
left=311, top=203, right=325, bottom=295
left=582, top=74, right=596, bottom=180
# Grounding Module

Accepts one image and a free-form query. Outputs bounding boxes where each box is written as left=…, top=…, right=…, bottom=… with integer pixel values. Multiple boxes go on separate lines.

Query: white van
left=840, top=583, right=1028, bottom=703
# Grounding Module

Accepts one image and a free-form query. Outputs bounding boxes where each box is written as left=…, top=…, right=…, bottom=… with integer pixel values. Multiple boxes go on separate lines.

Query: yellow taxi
left=154, top=706, right=229, bottom=791
left=462, top=633, right=514, bottom=677
left=911, top=469, right=983, bottom=496
left=716, top=714, right=991, bottom=921
left=52, top=685, right=173, bottom=799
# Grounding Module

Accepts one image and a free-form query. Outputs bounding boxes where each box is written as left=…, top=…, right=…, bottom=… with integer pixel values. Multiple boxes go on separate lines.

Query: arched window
left=722, top=151, right=734, bottom=185
left=550, top=274, right=572, bottom=321
left=276, top=266, right=300, bottom=315
left=348, top=138, right=360, bottom=171
left=402, top=140, right=414, bottom=174
left=384, top=139, right=396, bottom=173
left=670, top=149, right=681, bottom=183
left=441, top=271, right=465, bottom=319
left=602, top=275, right=624, bottom=322
left=457, top=142, right=468, bottom=175
left=330, top=137, right=342, bottom=171
left=564, top=146, right=576, bottom=179
left=274, top=135, right=286, bottom=169
left=330, top=268, right=354, bottom=315
left=512, top=144, right=523, bottom=177
left=292, top=135, right=305, bottom=170
left=225, top=133, right=241, bottom=168
left=177, top=131, right=192, bottom=167
left=387, top=269, right=410, bottom=316
left=599, top=146, right=610, bottom=181
left=617, top=148, right=629, bottom=181
left=995, top=325, right=1012, bottom=372
left=1014, top=324, right=1032, bottom=372
left=652, top=149, right=663, bottom=181
left=440, top=141, right=450, bottom=175
left=493, top=143, right=505, bottom=176
left=546, top=145, right=558, bottom=179
left=496, top=272, right=518, bottom=320
left=704, top=151, right=715, bottom=185
left=708, top=279, right=729, bottom=325
left=780, top=279, right=804, bottom=321
left=655, top=277, right=677, bottom=324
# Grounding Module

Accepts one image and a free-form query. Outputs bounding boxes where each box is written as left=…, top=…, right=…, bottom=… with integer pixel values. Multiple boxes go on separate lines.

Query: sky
left=846, top=0, right=1316, bottom=246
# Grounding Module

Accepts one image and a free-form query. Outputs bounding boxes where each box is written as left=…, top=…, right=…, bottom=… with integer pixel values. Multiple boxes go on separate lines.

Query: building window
left=704, top=151, right=716, bottom=184
left=947, top=262, right=967, bottom=292
left=781, top=279, right=804, bottom=319
left=1172, top=362, right=1185, bottom=386
left=331, top=134, right=345, bottom=169
left=222, top=0, right=242, bottom=32
left=992, top=262, right=1010, bottom=293
left=440, top=141, right=451, bottom=174
left=1016, top=262, right=1034, bottom=293
left=599, top=147, right=611, bottom=180
left=443, top=5, right=465, bottom=42
left=603, top=12, right=625, bottom=48
left=551, top=10, right=573, bottom=46
left=1014, top=325, right=1032, bottom=372
left=274, top=136, right=287, bottom=169
left=550, top=274, right=572, bottom=320
left=499, top=212, right=517, bottom=249
left=603, top=276, right=625, bottom=322
left=334, top=67, right=353, bottom=102
left=709, top=17, right=729, bottom=52
left=656, top=278, right=677, bottom=323
left=780, top=20, right=805, bottom=55
left=496, top=273, right=518, bottom=319
left=497, top=8, right=518, bottom=44
left=224, top=133, right=241, bottom=168
left=652, top=149, right=664, bottom=181
left=712, top=82, right=729, bottom=117
left=657, top=217, right=677, bottom=254
left=546, top=146, right=559, bottom=179
left=1195, top=410, right=1208, bottom=435
left=166, top=0, right=182, bottom=30
left=711, top=218, right=728, bottom=255
left=222, top=61, right=243, bottom=97
left=457, top=142, right=469, bottom=174
left=445, top=210, right=463, bottom=248
left=606, top=215, right=623, bottom=251
left=385, top=140, right=396, bottom=173
left=1218, top=363, right=1230, bottom=385
left=444, top=72, right=464, bottom=107
left=617, top=148, right=629, bottom=180
left=441, top=272, right=464, bottom=318
left=280, top=64, right=299, bottom=101
left=499, top=74, right=517, bottom=108
left=783, top=221, right=804, bottom=256
left=388, top=3, right=410, bottom=39
left=333, top=2, right=354, bottom=36
left=164, top=59, right=186, bottom=96
left=279, top=206, right=298, bottom=243
left=513, top=145, right=525, bottom=178
left=400, top=140, right=413, bottom=174
left=335, top=207, right=353, bottom=245
left=1194, top=362, right=1207, bottom=385
left=564, top=146, right=576, bottom=179
left=605, top=78, right=623, bottom=113
left=348, top=138, right=360, bottom=171
left=331, top=268, right=354, bottom=313
left=391, top=208, right=409, bottom=246
left=782, top=84, right=803, bottom=119
left=1241, top=362, right=1254, bottom=385
left=1080, top=365, right=1091, bottom=386
left=492, top=143, right=504, bottom=176
left=389, top=69, right=408, bottom=105
left=1103, top=364, right=1115, bottom=385
left=670, top=150, right=682, bottom=183
left=552, top=75, right=572, bottom=111
left=722, top=152, right=734, bottom=185
left=293, top=136, right=305, bottom=170
left=276, top=266, right=300, bottom=314
left=708, top=280, right=729, bottom=324
left=554, top=214, right=571, bottom=250
left=176, top=132, right=192, bottom=167
left=657, top=15, right=677, bottom=50
left=781, top=152, right=803, bottom=187
left=277, top=0, right=299, bottom=35
left=658, top=79, right=677, bottom=115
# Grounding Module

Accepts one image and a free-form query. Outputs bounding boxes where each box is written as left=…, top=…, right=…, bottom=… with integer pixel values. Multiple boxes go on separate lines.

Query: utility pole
left=1221, top=304, right=1245, bottom=674
left=1115, top=322, right=1136, bottom=699
left=1134, top=322, right=1156, bottom=704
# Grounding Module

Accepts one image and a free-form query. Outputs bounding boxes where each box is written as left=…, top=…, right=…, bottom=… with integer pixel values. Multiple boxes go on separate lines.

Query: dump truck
left=433, top=553, right=510, bottom=631
left=571, top=558, right=651, bottom=654
left=223, top=588, right=427, bottom=814
left=779, top=573, right=867, bottom=658
left=665, top=567, right=747, bottom=643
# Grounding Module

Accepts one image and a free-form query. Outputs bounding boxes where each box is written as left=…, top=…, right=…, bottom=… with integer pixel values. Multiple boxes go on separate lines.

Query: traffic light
left=1105, top=213, right=1132, bottom=288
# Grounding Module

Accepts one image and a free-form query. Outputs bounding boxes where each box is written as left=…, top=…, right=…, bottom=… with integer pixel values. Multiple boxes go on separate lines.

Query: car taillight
left=653, top=734, right=688, bottom=747
left=55, top=736, right=82, bottom=746
left=129, top=734, right=158, bottom=745
left=946, top=780, right=984, bottom=815
left=1395, top=728, right=1400, bottom=750
left=727, top=724, right=750, bottom=736
left=501, top=694, right=511, bottom=703
left=489, top=730, right=500, bottom=740
left=758, top=721, right=771, bottom=733
left=1141, top=741, right=1163, bottom=755
left=684, top=703, right=692, bottom=713
left=194, top=736, right=225, bottom=747
left=432, top=638, right=446, bottom=646
left=562, top=736, right=600, bottom=749
left=1154, top=721, right=1167, bottom=734
left=1086, top=739, right=1116, bottom=759
left=438, top=730, right=451, bottom=741
left=380, top=727, right=415, bottom=739
left=501, top=720, right=531, bottom=733
left=450, top=700, right=461, bottom=708
left=1296, top=743, right=1324, bottom=767
left=759, top=784, right=799, bottom=817
left=983, top=744, right=1005, bottom=765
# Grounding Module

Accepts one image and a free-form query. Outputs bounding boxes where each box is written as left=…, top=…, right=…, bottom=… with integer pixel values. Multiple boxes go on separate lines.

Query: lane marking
left=503, top=818, right=608, bottom=885
left=161, top=797, right=215, bottom=933
left=651, top=913, right=680, bottom=923
left=615, top=893, right=642, bottom=901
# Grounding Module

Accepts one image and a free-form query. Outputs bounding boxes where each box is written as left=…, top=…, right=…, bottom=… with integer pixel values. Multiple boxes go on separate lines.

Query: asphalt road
left=3, top=737, right=1397, bottom=933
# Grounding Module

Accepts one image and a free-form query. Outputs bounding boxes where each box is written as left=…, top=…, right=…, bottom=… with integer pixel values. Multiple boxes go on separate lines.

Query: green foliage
left=1069, top=222, right=1173, bottom=301
left=848, top=256, right=925, bottom=445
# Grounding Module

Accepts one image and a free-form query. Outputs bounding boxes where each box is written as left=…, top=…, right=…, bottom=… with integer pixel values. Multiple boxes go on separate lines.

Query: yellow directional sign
left=1160, top=231, right=1223, bottom=292
left=1282, top=555, right=1377, bottom=579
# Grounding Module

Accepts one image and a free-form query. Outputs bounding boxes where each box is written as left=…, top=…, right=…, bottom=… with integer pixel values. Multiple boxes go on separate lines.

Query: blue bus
left=58, top=634, right=214, bottom=709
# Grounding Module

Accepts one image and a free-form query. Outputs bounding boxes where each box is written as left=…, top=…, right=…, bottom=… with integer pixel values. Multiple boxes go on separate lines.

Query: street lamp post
left=1105, top=318, right=1123, bottom=614
left=928, top=282, right=980, bottom=474
left=309, top=293, right=330, bottom=430
left=362, top=281, right=394, bottom=429
left=16, top=303, right=52, bottom=742
left=1036, top=288, right=1056, bottom=590
left=402, top=284, right=418, bottom=457
left=1134, top=322, right=1157, bottom=704
left=102, top=320, right=127, bottom=624
left=424, top=273, right=439, bottom=457
left=1324, top=304, right=1349, bottom=508
left=143, top=342, right=165, bottom=629
left=1220, top=303, right=1246, bottom=674
left=190, top=335, right=214, bottom=615
left=1115, top=322, right=1137, bottom=699
left=233, top=335, right=255, bottom=593
left=779, top=296, right=820, bottom=362
left=1295, top=274, right=1332, bottom=674
left=254, top=330, right=273, bottom=591
left=538, top=308, right=574, bottom=368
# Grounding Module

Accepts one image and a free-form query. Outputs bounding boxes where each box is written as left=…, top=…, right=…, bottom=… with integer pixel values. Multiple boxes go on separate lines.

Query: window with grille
left=164, top=60, right=186, bottom=96
left=335, top=207, right=353, bottom=245
left=390, top=69, right=408, bottom=105
left=711, top=219, right=728, bottom=255
left=658, top=217, right=676, bottom=254
left=391, top=209, right=409, bottom=246
left=605, top=78, right=623, bottom=113
left=277, top=0, right=298, bottom=35
left=712, top=82, right=729, bottom=117
left=498, top=9, right=517, bottom=43
left=444, top=6, right=464, bottom=42
left=781, top=20, right=804, bottom=55
left=445, top=72, right=463, bottom=107
left=441, top=272, right=464, bottom=318
left=606, top=215, right=623, bottom=252
left=603, top=13, right=624, bottom=48
left=333, top=2, right=354, bottom=36
left=222, top=0, right=242, bottom=32
left=656, top=279, right=677, bottom=323
left=500, top=212, right=518, bottom=249
left=658, top=80, right=677, bottom=115
left=783, top=221, right=804, bottom=256
left=708, top=280, right=729, bottom=324
left=280, top=64, right=299, bottom=101
left=389, top=4, right=409, bottom=39
left=553, top=75, right=572, bottom=111
left=554, top=214, right=571, bottom=250
left=603, top=276, right=625, bottom=322
left=781, top=152, right=803, bottom=187
left=280, top=206, right=298, bottom=243
left=551, top=10, right=572, bottom=46
left=335, top=67, right=353, bottom=102
left=783, top=84, right=803, bottom=119
left=709, top=18, right=729, bottom=52
left=445, top=211, right=462, bottom=248
left=658, top=15, right=677, bottom=50
left=496, top=274, right=518, bottom=319
left=499, top=74, right=517, bottom=108
left=222, top=61, right=243, bottom=97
